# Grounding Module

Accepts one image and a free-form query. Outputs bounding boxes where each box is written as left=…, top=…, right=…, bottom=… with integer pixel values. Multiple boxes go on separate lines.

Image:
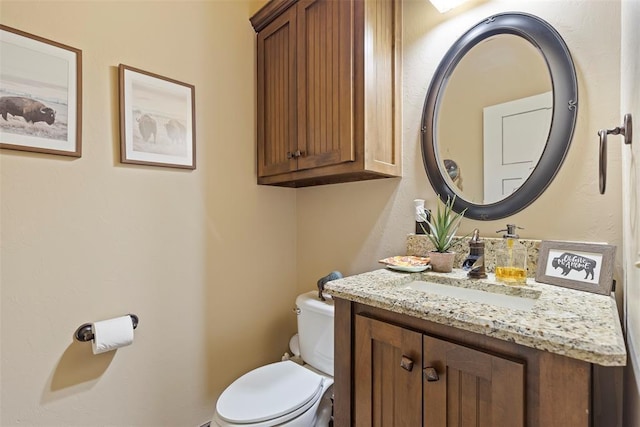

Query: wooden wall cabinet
left=250, top=0, right=402, bottom=187
left=335, top=299, right=592, bottom=427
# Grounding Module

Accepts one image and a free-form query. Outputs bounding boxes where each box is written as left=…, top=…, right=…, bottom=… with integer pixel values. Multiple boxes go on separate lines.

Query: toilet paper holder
left=74, top=314, right=139, bottom=342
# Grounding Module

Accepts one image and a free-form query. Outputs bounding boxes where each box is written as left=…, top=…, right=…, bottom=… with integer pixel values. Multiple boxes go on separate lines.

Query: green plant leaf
left=426, top=195, right=466, bottom=252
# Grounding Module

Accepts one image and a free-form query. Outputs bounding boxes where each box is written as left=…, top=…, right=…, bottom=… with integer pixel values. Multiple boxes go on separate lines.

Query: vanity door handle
left=400, top=355, right=414, bottom=372
left=598, top=114, right=633, bottom=194
left=423, top=367, right=439, bottom=382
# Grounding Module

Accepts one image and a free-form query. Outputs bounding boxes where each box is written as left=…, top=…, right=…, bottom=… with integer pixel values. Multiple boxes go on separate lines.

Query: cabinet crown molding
left=250, top=0, right=298, bottom=32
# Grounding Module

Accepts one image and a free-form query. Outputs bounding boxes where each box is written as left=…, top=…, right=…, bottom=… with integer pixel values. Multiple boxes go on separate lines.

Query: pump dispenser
left=414, top=199, right=430, bottom=234
left=463, top=229, right=487, bottom=279
left=495, top=224, right=527, bottom=285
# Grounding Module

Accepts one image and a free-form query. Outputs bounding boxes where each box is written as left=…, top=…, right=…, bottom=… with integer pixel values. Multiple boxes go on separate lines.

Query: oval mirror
left=421, top=12, right=578, bottom=220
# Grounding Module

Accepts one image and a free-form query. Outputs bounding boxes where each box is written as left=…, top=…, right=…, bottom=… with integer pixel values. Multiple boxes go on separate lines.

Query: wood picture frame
left=535, top=240, right=616, bottom=295
left=0, top=25, right=82, bottom=157
left=118, top=64, right=196, bottom=169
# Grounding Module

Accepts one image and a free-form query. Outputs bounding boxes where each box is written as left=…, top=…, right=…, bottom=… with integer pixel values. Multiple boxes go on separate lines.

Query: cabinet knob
left=423, top=367, right=439, bottom=382
left=400, top=355, right=414, bottom=372
left=286, top=150, right=305, bottom=159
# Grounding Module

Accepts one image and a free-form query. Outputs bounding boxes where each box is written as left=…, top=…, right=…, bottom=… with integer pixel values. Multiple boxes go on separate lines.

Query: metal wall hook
left=74, top=314, right=139, bottom=342
left=599, top=114, right=633, bottom=194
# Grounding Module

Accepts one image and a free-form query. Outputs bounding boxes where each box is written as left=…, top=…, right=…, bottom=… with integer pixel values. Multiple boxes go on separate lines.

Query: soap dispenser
left=463, top=229, right=487, bottom=279
left=414, top=199, right=431, bottom=235
left=495, top=224, right=527, bottom=285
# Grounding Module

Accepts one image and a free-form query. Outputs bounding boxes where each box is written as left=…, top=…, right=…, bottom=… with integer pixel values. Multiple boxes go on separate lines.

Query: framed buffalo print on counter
left=118, top=64, right=196, bottom=169
left=0, top=25, right=82, bottom=157
left=536, top=241, right=616, bottom=295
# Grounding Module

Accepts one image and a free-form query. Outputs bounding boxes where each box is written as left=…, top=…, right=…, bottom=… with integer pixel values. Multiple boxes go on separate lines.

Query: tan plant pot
left=428, top=251, right=456, bottom=273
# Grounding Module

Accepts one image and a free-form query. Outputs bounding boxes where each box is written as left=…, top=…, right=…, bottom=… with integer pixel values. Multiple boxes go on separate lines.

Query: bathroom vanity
left=324, top=269, right=626, bottom=427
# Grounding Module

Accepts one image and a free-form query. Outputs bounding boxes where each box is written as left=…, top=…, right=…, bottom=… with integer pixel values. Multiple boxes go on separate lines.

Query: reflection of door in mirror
left=483, top=92, right=552, bottom=204
left=437, top=34, right=552, bottom=204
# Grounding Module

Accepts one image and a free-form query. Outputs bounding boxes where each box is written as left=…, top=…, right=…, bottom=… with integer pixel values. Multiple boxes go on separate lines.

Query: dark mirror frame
left=421, top=12, right=578, bottom=220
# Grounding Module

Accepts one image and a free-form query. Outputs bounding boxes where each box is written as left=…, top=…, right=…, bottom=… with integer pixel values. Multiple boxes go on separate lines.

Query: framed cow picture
left=536, top=241, right=616, bottom=295
left=0, top=25, right=82, bottom=157
left=118, top=64, right=195, bottom=169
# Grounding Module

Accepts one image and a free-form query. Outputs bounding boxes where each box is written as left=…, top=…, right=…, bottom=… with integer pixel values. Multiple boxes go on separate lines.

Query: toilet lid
left=216, top=360, right=324, bottom=424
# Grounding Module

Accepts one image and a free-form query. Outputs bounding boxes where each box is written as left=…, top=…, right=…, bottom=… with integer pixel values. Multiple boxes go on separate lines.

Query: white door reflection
left=483, top=92, right=552, bottom=204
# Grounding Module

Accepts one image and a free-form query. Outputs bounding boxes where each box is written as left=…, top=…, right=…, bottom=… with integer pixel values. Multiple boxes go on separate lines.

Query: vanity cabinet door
left=354, top=315, right=423, bottom=426
left=423, top=335, right=525, bottom=427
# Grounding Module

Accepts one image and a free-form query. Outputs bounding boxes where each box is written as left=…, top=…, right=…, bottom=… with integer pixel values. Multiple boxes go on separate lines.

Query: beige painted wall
left=1, top=1, right=299, bottom=426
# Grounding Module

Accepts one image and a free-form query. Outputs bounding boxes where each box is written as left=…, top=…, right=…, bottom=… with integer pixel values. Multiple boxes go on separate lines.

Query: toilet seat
left=216, top=361, right=324, bottom=425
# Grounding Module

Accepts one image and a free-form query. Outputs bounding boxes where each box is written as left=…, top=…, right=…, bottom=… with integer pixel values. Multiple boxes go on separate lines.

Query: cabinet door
left=296, top=0, right=355, bottom=171
left=257, top=7, right=297, bottom=177
left=354, top=315, right=422, bottom=427
left=423, top=335, right=525, bottom=427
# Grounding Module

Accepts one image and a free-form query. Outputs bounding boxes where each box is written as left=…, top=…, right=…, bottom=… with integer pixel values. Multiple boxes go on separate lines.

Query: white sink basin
left=405, top=280, right=539, bottom=311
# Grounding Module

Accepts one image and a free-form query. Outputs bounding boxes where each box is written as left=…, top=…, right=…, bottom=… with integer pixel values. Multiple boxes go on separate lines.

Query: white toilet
left=212, top=291, right=335, bottom=426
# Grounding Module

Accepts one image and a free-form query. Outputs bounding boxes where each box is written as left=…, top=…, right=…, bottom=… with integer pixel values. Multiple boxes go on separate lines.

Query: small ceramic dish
left=379, top=255, right=431, bottom=273
left=386, top=264, right=430, bottom=273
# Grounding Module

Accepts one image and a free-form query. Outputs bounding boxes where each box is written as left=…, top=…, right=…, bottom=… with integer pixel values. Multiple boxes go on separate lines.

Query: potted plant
left=421, top=195, right=466, bottom=272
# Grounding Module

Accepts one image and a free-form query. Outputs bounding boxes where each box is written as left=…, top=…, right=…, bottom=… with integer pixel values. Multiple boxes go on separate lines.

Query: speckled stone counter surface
left=324, top=268, right=626, bottom=366
left=407, top=234, right=540, bottom=277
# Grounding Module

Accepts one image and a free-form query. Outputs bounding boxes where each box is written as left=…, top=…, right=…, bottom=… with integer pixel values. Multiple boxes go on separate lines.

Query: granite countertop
left=324, top=268, right=626, bottom=366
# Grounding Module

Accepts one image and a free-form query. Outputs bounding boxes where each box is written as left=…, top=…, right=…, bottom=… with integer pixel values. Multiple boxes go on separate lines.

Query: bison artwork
left=137, top=114, right=157, bottom=143
left=164, top=119, right=186, bottom=144
left=551, top=252, right=597, bottom=280
left=0, top=96, right=56, bottom=125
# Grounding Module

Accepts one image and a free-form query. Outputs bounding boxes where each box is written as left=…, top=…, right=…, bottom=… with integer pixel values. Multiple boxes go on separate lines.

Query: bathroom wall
left=621, top=0, right=640, bottom=424
left=297, top=0, right=622, bottom=298
left=0, top=1, right=299, bottom=426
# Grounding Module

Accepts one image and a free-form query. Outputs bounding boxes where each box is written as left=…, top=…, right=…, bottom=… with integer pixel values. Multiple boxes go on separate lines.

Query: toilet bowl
left=212, top=361, right=333, bottom=426
left=212, top=291, right=335, bottom=427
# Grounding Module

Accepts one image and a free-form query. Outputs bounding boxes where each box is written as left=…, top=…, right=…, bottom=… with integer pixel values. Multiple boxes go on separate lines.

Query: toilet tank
left=296, top=291, right=335, bottom=376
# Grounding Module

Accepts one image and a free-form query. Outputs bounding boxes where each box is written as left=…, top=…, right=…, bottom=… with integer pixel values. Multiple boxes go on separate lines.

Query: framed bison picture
left=0, top=25, right=82, bottom=157
left=118, top=64, right=195, bottom=169
left=536, top=241, right=616, bottom=295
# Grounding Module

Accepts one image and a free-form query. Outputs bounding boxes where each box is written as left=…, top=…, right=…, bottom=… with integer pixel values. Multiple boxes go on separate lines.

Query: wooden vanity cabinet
left=335, top=298, right=592, bottom=427
left=250, top=0, right=402, bottom=187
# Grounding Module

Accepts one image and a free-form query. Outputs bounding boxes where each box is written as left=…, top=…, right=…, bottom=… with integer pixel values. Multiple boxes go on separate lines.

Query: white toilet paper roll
left=91, top=315, right=134, bottom=355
